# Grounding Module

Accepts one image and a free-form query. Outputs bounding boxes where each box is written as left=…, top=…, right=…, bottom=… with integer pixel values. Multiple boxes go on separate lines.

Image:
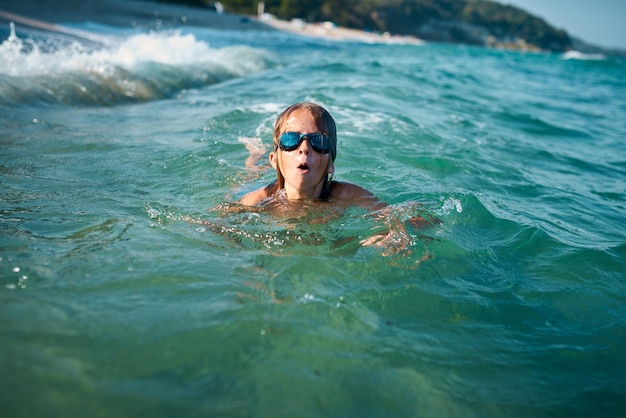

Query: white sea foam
left=0, top=23, right=274, bottom=104
left=561, top=50, right=606, bottom=61
left=0, top=25, right=268, bottom=76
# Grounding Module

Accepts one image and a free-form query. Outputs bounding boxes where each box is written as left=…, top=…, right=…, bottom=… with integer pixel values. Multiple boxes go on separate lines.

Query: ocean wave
left=561, top=50, right=606, bottom=61
left=0, top=23, right=275, bottom=106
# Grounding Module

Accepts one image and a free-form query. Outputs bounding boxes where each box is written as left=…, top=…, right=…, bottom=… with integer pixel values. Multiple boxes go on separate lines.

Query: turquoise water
left=1, top=7, right=626, bottom=418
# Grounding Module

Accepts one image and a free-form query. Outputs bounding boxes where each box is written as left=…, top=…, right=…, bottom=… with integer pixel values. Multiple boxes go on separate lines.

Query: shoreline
left=3, top=1, right=621, bottom=55
left=0, top=0, right=422, bottom=45
left=257, top=14, right=423, bottom=45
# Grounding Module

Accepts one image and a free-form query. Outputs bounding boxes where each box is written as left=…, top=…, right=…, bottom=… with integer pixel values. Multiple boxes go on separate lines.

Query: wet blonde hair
left=270, top=102, right=337, bottom=192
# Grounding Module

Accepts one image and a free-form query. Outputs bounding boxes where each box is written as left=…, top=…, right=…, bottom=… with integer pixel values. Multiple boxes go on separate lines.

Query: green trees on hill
left=170, top=0, right=572, bottom=51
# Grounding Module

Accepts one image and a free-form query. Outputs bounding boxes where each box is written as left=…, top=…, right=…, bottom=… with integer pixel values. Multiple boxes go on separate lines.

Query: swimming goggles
left=278, top=132, right=332, bottom=155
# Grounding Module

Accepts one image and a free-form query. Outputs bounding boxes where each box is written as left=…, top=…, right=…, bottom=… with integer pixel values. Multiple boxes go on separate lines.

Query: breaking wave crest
left=0, top=23, right=275, bottom=106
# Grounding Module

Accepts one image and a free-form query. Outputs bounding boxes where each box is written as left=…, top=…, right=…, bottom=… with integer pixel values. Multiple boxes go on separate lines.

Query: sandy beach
left=259, top=14, right=422, bottom=44
left=0, top=0, right=422, bottom=44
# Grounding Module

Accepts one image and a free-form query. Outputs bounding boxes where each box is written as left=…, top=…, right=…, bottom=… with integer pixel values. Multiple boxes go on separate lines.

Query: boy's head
left=273, top=102, right=337, bottom=162
left=269, top=102, right=337, bottom=193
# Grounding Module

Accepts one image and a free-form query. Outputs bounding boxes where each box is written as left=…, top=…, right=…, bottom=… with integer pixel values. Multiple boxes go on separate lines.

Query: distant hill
left=160, top=0, right=621, bottom=54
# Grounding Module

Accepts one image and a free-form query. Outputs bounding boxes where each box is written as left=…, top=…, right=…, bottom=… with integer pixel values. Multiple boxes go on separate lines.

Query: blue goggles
left=278, top=132, right=332, bottom=155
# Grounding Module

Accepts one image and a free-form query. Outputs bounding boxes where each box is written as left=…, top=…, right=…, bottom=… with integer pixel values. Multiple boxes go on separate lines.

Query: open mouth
left=298, top=163, right=309, bottom=171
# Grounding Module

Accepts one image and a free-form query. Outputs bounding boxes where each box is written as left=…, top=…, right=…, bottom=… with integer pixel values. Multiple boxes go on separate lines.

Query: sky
left=503, top=0, right=626, bottom=50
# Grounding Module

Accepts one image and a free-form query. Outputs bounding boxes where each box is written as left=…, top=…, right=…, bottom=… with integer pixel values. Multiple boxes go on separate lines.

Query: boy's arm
left=240, top=187, right=269, bottom=206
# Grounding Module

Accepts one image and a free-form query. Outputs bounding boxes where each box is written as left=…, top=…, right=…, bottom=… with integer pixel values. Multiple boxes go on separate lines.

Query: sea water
left=1, top=7, right=625, bottom=418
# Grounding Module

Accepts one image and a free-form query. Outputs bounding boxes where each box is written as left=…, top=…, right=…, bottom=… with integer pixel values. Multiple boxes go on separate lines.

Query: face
left=270, top=108, right=334, bottom=200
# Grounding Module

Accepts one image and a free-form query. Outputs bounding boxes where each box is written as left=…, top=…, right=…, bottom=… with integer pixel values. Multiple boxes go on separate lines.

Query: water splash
left=438, top=197, right=463, bottom=215
left=561, top=50, right=606, bottom=61
left=0, top=25, right=275, bottom=105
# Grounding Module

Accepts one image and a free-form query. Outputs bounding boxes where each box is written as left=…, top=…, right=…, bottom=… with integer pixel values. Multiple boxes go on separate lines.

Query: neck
left=283, top=176, right=329, bottom=201
left=284, top=184, right=324, bottom=201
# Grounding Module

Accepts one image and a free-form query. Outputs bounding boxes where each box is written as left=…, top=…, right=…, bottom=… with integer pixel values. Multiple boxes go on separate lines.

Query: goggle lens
left=279, top=132, right=331, bottom=154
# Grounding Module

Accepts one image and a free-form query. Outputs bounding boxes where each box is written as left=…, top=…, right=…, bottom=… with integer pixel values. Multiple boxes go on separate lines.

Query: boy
left=240, top=102, right=382, bottom=209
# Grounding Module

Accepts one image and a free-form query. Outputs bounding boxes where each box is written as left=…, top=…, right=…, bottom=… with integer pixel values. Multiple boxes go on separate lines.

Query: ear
left=327, top=160, right=334, bottom=175
left=269, top=151, right=278, bottom=170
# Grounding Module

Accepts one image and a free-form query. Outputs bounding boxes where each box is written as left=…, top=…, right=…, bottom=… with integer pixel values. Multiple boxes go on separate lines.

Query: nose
left=297, top=137, right=312, bottom=154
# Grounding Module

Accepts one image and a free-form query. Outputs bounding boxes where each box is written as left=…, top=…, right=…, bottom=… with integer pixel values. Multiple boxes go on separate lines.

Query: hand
left=238, top=137, right=266, bottom=170
left=360, top=230, right=411, bottom=256
left=360, top=233, right=389, bottom=247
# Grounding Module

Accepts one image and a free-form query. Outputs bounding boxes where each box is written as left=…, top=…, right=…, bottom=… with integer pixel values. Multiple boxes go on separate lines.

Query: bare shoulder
left=331, top=181, right=385, bottom=209
left=330, top=181, right=372, bottom=199
left=241, top=187, right=269, bottom=206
